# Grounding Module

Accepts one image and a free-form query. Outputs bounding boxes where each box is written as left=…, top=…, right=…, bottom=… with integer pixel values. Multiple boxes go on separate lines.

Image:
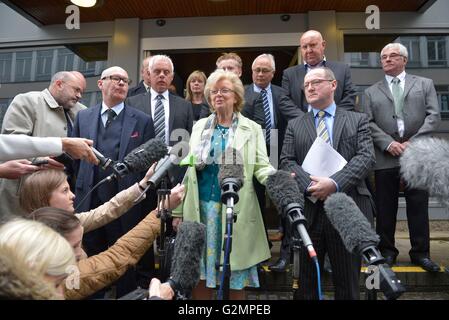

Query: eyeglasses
left=101, top=75, right=132, bottom=85
left=210, top=88, right=234, bottom=95
left=252, top=68, right=273, bottom=74
left=381, top=53, right=403, bottom=60
left=304, top=79, right=333, bottom=88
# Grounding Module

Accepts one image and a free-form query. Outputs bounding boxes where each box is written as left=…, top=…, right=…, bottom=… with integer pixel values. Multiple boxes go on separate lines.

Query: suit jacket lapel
left=403, top=74, right=416, bottom=100
left=332, top=109, right=346, bottom=151
left=119, top=104, right=137, bottom=160
left=89, top=104, right=101, bottom=148
left=272, top=85, right=280, bottom=126
left=304, top=112, right=317, bottom=143
left=378, top=79, right=394, bottom=102
left=168, top=94, right=176, bottom=135
left=296, top=66, right=307, bottom=111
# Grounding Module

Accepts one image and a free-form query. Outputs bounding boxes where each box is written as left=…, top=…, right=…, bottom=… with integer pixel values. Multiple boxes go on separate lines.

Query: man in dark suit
left=127, top=56, right=152, bottom=97
left=73, top=66, right=154, bottom=297
left=364, top=43, right=441, bottom=272
left=281, top=67, right=375, bottom=299
left=242, top=53, right=302, bottom=272
left=125, top=55, right=192, bottom=278
left=282, top=30, right=356, bottom=112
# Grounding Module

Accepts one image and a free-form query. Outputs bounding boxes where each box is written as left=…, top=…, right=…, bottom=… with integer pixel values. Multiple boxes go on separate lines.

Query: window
left=78, top=59, right=96, bottom=77
left=400, top=36, right=421, bottom=67
left=0, top=53, right=12, bottom=83
left=344, top=34, right=448, bottom=69
left=35, top=50, right=54, bottom=81
left=56, top=48, right=74, bottom=72
left=428, top=36, right=447, bottom=66
left=15, top=51, right=32, bottom=82
left=436, top=85, right=449, bottom=120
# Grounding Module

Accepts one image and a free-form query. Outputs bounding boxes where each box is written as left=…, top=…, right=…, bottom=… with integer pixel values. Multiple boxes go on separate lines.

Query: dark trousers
left=375, top=168, right=430, bottom=260
left=297, top=204, right=361, bottom=300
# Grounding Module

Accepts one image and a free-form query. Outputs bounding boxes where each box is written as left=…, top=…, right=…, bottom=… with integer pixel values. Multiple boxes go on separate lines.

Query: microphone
left=218, top=147, right=244, bottom=209
left=167, top=221, right=206, bottom=300
left=91, top=147, right=113, bottom=170
left=324, top=193, right=405, bottom=300
left=106, top=138, right=168, bottom=181
left=266, top=170, right=316, bottom=260
left=400, top=137, right=449, bottom=208
left=147, top=142, right=192, bottom=189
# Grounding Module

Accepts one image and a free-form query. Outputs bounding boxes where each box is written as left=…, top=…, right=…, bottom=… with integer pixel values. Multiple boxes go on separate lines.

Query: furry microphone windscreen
left=123, top=138, right=168, bottom=173
left=218, top=147, right=244, bottom=187
left=266, top=170, right=304, bottom=217
left=170, top=221, right=206, bottom=293
left=324, top=193, right=379, bottom=254
left=400, top=137, right=449, bottom=208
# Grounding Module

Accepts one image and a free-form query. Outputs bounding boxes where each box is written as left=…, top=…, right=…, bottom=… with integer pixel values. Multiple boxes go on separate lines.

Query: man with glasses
left=0, top=71, right=87, bottom=216
left=280, top=67, right=375, bottom=299
left=364, top=43, right=441, bottom=272
left=282, top=30, right=356, bottom=112
left=72, top=66, right=154, bottom=297
left=242, top=53, right=302, bottom=272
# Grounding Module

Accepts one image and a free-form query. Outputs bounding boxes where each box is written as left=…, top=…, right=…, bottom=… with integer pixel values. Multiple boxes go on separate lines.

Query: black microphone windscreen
left=123, top=138, right=168, bottom=173
left=324, top=193, right=379, bottom=254
left=266, top=170, right=304, bottom=216
left=170, top=221, right=206, bottom=294
left=218, top=147, right=244, bottom=187
left=400, top=137, right=449, bottom=208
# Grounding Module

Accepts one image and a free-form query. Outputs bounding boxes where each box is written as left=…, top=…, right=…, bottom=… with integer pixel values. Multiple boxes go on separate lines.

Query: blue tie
left=261, top=89, right=271, bottom=145
left=154, top=95, right=165, bottom=142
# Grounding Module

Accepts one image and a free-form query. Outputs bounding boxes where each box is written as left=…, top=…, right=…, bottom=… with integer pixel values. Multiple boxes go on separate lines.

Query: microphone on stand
left=324, top=192, right=406, bottom=300
left=266, top=170, right=317, bottom=260
left=218, top=147, right=244, bottom=210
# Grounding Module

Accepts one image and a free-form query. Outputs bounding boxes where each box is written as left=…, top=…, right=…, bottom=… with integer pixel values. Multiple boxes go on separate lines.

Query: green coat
left=173, top=113, right=275, bottom=271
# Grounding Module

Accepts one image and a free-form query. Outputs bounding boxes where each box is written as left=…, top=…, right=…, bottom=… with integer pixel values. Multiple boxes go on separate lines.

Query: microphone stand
left=156, top=175, right=172, bottom=282
left=217, top=179, right=239, bottom=300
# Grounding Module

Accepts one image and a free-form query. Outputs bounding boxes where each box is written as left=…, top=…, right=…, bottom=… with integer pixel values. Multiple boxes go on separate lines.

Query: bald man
left=282, top=30, right=356, bottom=112
left=72, top=66, right=154, bottom=298
left=0, top=71, right=87, bottom=216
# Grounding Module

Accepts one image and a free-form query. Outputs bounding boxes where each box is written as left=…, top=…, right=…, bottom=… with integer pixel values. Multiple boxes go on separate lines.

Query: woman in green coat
left=173, top=69, right=275, bottom=299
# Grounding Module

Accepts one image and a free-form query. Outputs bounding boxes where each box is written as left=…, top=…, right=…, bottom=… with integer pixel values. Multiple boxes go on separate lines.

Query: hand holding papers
left=302, top=137, right=347, bottom=202
left=302, top=137, right=347, bottom=177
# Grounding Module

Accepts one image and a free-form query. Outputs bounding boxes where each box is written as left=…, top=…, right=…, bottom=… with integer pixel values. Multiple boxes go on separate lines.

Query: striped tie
left=261, top=89, right=271, bottom=145
left=154, top=95, right=165, bottom=142
left=317, top=110, right=330, bottom=144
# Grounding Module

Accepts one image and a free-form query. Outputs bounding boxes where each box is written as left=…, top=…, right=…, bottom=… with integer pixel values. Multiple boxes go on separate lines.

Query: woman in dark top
left=185, top=70, right=209, bottom=121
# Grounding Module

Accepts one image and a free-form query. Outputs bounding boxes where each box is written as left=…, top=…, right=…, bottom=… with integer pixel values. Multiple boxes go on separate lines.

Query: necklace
left=216, top=124, right=229, bottom=139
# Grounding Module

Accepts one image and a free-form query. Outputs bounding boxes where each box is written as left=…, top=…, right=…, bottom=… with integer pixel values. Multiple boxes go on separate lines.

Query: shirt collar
left=385, top=70, right=406, bottom=84
left=304, top=56, right=327, bottom=69
left=150, top=88, right=169, bottom=101
left=101, top=101, right=124, bottom=115
left=253, top=83, right=272, bottom=93
left=312, top=101, right=336, bottom=118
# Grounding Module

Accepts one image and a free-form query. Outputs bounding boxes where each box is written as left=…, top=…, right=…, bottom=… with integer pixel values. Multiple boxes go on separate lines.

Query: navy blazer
left=72, top=103, right=154, bottom=232
left=127, top=80, right=147, bottom=98
left=282, top=61, right=357, bottom=112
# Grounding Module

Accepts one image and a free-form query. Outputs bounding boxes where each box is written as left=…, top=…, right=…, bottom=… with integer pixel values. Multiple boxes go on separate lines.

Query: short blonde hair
left=0, top=219, right=75, bottom=278
left=185, top=70, right=207, bottom=102
left=204, top=69, right=245, bottom=113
